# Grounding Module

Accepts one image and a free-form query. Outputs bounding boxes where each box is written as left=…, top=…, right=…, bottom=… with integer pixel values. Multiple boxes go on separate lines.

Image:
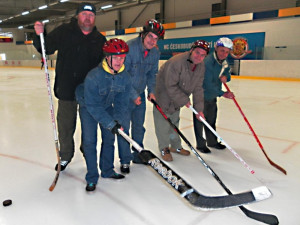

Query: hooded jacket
left=33, top=18, right=107, bottom=101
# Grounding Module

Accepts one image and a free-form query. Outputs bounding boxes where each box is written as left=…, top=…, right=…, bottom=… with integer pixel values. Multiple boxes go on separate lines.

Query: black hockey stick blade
left=142, top=151, right=271, bottom=210
left=141, top=152, right=279, bottom=224
left=118, top=130, right=272, bottom=210
left=240, top=206, right=279, bottom=225
left=150, top=99, right=279, bottom=224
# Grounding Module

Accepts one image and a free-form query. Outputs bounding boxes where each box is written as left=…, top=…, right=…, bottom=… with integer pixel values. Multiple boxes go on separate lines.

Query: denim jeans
left=78, top=104, right=100, bottom=183
left=79, top=104, right=132, bottom=183
left=99, top=106, right=132, bottom=178
left=128, top=93, right=146, bottom=159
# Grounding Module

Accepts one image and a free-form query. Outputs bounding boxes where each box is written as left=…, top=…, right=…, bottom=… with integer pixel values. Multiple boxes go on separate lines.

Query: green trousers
left=153, top=107, right=182, bottom=151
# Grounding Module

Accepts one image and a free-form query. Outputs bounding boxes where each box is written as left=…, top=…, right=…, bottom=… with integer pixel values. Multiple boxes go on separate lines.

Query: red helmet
left=191, top=40, right=210, bottom=54
left=143, top=19, right=165, bottom=39
left=103, top=38, right=129, bottom=56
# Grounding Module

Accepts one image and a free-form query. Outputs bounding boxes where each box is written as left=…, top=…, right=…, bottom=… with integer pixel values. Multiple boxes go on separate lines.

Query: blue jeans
left=79, top=105, right=132, bottom=183
left=100, top=106, right=132, bottom=178
left=128, top=93, right=146, bottom=158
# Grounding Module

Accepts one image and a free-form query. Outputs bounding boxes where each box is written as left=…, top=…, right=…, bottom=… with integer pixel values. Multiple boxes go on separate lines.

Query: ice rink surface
left=0, top=67, right=299, bottom=225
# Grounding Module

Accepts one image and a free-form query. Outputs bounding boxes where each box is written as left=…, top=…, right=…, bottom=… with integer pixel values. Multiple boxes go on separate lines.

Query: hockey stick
left=222, top=80, right=286, bottom=175
left=40, top=33, right=61, bottom=191
left=118, top=129, right=272, bottom=211
left=189, top=105, right=255, bottom=174
left=151, top=100, right=278, bottom=224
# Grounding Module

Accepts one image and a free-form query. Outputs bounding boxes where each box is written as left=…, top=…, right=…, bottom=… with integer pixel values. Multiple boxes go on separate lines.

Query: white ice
left=0, top=67, right=299, bottom=225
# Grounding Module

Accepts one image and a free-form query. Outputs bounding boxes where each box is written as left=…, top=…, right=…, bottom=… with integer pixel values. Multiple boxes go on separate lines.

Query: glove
left=111, top=121, right=122, bottom=135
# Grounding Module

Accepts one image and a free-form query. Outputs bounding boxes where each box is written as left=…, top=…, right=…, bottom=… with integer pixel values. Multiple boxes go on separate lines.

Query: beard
left=79, top=19, right=94, bottom=32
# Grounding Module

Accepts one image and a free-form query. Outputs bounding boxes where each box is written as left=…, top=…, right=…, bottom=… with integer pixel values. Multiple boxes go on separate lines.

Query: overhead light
left=60, top=0, right=69, bottom=2
left=22, top=11, right=30, bottom=15
left=38, top=5, right=48, bottom=10
left=0, top=20, right=2, bottom=23
left=18, top=26, right=24, bottom=29
left=43, top=19, right=49, bottom=23
left=116, top=2, right=128, bottom=6
left=101, top=4, right=113, bottom=10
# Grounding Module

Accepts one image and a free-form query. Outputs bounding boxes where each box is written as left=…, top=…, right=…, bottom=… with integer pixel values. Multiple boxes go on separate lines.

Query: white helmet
left=215, top=37, right=233, bottom=50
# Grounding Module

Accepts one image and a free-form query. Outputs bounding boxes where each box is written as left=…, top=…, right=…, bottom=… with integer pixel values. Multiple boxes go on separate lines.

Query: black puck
left=3, top=199, right=12, bottom=207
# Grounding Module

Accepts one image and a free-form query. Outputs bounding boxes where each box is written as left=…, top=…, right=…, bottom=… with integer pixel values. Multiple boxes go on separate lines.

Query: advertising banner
left=157, top=32, right=265, bottom=61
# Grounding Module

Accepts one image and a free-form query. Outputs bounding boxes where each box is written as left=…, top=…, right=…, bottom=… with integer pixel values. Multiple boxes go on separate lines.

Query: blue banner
left=157, top=32, right=265, bottom=61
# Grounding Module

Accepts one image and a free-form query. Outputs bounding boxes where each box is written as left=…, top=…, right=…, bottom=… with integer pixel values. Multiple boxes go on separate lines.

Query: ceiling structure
left=0, top=0, right=156, bottom=30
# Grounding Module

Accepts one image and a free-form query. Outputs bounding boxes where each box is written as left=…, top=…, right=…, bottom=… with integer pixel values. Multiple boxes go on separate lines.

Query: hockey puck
left=3, top=199, right=12, bottom=207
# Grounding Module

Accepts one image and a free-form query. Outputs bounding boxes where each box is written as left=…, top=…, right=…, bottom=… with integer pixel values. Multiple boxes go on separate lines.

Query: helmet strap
left=214, top=50, right=225, bottom=64
left=141, top=32, right=147, bottom=43
left=141, top=32, right=151, bottom=51
left=187, top=50, right=194, bottom=63
left=105, top=57, right=118, bottom=74
left=187, top=50, right=197, bottom=71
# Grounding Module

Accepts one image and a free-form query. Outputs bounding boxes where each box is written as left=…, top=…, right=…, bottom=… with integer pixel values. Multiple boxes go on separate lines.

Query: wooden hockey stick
left=39, top=33, right=61, bottom=191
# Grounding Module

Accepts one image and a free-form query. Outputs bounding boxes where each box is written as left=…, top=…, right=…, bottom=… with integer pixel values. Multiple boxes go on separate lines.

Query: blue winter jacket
left=203, top=52, right=231, bottom=101
left=124, top=36, right=160, bottom=99
left=77, top=60, right=133, bottom=130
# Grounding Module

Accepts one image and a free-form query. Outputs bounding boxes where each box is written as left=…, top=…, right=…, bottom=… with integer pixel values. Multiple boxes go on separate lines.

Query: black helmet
left=142, top=19, right=165, bottom=39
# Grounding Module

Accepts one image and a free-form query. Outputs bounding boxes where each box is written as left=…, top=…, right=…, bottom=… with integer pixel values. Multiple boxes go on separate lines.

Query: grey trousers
left=193, top=98, right=218, bottom=148
left=153, top=107, right=182, bottom=151
left=57, top=99, right=78, bottom=161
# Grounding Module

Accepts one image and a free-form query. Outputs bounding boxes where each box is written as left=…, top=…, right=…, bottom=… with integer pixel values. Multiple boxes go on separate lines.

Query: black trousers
left=193, top=98, right=218, bottom=148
